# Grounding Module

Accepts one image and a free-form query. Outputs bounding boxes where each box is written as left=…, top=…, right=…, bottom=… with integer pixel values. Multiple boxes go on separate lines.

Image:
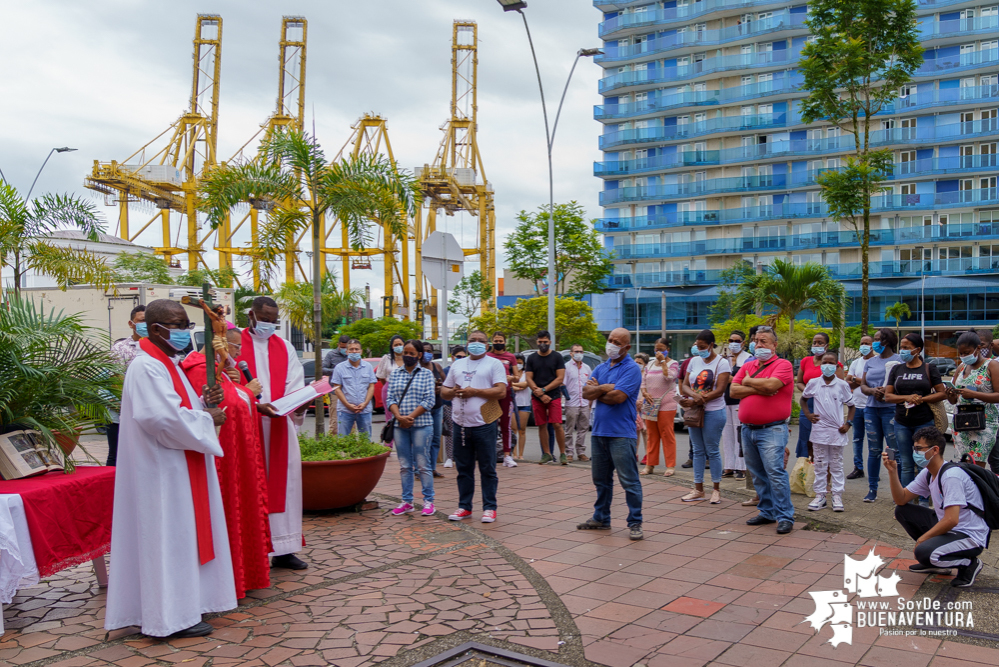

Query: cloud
left=0, top=0, right=603, bottom=308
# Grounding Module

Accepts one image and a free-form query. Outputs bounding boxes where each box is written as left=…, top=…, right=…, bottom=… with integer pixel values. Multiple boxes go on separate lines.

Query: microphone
left=237, top=361, right=262, bottom=400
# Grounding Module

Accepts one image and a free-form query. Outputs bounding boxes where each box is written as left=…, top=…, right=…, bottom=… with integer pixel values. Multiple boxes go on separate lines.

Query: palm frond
left=29, top=193, right=106, bottom=240
left=198, top=161, right=301, bottom=228
left=26, top=241, right=118, bottom=292
left=259, top=130, right=327, bottom=188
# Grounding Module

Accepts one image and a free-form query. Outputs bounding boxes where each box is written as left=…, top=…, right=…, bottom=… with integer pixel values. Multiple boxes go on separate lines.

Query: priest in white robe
left=105, top=299, right=236, bottom=638
left=237, top=296, right=308, bottom=570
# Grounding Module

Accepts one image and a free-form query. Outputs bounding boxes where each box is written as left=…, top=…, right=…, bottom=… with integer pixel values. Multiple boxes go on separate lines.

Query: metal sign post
left=421, top=231, right=464, bottom=360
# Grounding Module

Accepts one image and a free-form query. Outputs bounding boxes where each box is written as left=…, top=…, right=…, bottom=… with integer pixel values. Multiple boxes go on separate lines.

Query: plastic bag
left=789, top=457, right=816, bottom=498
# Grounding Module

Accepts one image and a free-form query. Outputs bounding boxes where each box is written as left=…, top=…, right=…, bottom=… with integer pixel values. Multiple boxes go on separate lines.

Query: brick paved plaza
left=2, top=456, right=997, bottom=667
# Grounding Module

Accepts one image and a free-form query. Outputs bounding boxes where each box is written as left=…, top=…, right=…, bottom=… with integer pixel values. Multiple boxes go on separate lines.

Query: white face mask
left=605, top=342, right=622, bottom=359
left=572, top=352, right=584, bottom=362
left=728, top=342, right=742, bottom=354
left=755, top=347, right=774, bottom=361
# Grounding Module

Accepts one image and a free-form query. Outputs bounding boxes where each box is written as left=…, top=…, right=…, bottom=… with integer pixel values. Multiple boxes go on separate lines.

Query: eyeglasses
left=728, top=339, right=742, bottom=344
left=159, top=321, right=195, bottom=330
left=913, top=446, right=935, bottom=452
left=757, top=326, right=774, bottom=332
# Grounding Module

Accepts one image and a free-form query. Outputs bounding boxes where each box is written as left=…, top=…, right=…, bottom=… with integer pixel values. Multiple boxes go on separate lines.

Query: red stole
left=139, top=338, right=215, bottom=565
left=236, top=329, right=290, bottom=514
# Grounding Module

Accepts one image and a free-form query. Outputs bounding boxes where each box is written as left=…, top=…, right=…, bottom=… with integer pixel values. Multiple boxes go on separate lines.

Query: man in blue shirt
left=331, top=339, right=378, bottom=436
left=579, top=328, right=645, bottom=540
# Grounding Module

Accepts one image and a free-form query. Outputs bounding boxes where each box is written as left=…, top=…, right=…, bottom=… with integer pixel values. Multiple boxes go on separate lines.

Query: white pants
left=564, top=406, right=591, bottom=456
left=813, top=443, right=845, bottom=495
left=720, top=405, right=745, bottom=471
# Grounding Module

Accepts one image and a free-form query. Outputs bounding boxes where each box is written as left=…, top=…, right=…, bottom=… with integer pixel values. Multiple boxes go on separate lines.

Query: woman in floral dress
left=947, top=331, right=999, bottom=466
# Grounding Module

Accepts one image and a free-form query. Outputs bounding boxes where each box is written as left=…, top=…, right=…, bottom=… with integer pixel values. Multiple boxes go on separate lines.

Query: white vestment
left=105, top=351, right=236, bottom=637
left=250, top=333, right=305, bottom=556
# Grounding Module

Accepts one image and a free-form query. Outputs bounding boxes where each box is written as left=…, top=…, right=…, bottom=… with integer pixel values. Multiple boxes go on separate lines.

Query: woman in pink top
left=641, top=338, right=680, bottom=476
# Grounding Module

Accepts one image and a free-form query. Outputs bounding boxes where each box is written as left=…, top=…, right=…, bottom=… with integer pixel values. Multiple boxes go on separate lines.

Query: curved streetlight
left=26, top=147, right=77, bottom=201
left=497, top=0, right=602, bottom=349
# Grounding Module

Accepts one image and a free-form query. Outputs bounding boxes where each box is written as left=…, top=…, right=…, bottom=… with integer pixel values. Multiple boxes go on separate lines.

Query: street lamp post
left=498, top=0, right=602, bottom=350
left=26, top=147, right=77, bottom=201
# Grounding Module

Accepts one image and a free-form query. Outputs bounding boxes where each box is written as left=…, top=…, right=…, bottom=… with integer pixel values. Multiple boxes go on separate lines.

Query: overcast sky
left=1, top=0, right=604, bottom=305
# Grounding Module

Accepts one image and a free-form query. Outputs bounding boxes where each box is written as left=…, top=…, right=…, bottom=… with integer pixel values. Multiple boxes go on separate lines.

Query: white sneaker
left=443, top=459, right=453, bottom=468
left=808, top=494, right=827, bottom=511
left=503, top=455, right=518, bottom=468
left=832, top=494, right=844, bottom=512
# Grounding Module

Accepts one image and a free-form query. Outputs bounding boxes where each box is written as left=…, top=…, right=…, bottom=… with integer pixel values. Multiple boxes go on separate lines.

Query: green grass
left=298, top=431, right=390, bottom=462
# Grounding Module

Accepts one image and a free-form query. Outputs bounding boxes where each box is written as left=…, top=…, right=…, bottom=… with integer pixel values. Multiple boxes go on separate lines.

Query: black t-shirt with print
left=887, top=360, right=942, bottom=427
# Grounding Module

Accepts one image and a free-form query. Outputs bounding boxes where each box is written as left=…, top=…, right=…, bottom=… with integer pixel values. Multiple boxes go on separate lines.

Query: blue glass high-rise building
left=594, top=0, right=999, bottom=355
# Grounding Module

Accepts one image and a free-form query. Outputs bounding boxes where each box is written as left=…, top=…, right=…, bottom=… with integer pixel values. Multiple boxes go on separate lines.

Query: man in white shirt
left=441, top=330, right=509, bottom=523
left=846, top=335, right=874, bottom=480
left=563, top=344, right=593, bottom=462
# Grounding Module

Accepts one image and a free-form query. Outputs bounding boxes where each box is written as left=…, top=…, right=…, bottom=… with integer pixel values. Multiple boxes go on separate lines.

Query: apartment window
left=900, top=84, right=917, bottom=99
left=901, top=182, right=918, bottom=206
left=694, top=112, right=707, bottom=124
left=758, top=72, right=773, bottom=92
left=980, top=244, right=999, bottom=270
left=900, top=150, right=917, bottom=174
left=984, top=39, right=999, bottom=52
left=805, top=191, right=823, bottom=214
left=961, top=8, right=976, bottom=20
left=741, top=105, right=754, bottom=116
left=759, top=103, right=773, bottom=115
left=984, top=74, right=999, bottom=97
left=742, top=75, right=753, bottom=86
left=882, top=119, right=896, bottom=131
left=961, top=178, right=976, bottom=201
left=983, top=176, right=998, bottom=200
left=635, top=234, right=657, bottom=246
left=901, top=117, right=916, bottom=139
left=807, top=128, right=824, bottom=149
left=985, top=109, right=999, bottom=131
left=941, top=246, right=973, bottom=271
left=961, top=144, right=975, bottom=167
left=984, top=142, right=998, bottom=167
left=900, top=247, right=933, bottom=272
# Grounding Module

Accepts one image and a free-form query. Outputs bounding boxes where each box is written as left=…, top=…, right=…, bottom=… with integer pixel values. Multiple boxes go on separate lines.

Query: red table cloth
left=0, top=466, right=114, bottom=578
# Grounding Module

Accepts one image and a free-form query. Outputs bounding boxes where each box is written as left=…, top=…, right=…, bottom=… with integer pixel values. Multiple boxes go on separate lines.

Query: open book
left=0, top=430, right=65, bottom=480
left=269, top=378, right=335, bottom=417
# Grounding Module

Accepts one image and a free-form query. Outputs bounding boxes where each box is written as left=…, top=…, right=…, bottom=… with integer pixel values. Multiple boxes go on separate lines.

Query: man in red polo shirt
left=729, top=326, right=795, bottom=535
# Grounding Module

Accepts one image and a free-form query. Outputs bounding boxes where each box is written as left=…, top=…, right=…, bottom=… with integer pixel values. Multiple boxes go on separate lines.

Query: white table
left=0, top=494, right=107, bottom=635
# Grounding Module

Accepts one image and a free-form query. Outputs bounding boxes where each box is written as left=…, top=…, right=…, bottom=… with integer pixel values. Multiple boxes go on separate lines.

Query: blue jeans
left=454, top=421, right=499, bottom=511
left=337, top=410, right=372, bottom=437
left=689, top=408, right=726, bottom=484
left=851, top=409, right=866, bottom=470
left=796, top=397, right=814, bottom=458
left=395, top=425, right=434, bottom=504
left=893, top=419, right=932, bottom=488
left=864, top=406, right=897, bottom=493
left=429, top=406, right=443, bottom=471
left=590, top=436, right=644, bottom=527
left=741, top=423, right=794, bottom=523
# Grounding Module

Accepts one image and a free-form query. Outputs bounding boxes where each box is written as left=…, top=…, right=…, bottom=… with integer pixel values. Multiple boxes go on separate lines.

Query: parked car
left=927, top=356, right=957, bottom=378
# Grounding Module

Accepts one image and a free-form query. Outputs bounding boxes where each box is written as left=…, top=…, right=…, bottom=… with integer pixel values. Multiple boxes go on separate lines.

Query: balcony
left=831, top=258, right=999, bottom=279
left=881, top=84, right=999, bottom=114
left=916, top=47, right=999, bottom=78
left=874, top=188, right=999, bottom=211
left=629, top=269, right=726, bottom=287
left=599, top=112, right=787, bottom=150
left=920, top=16, right=999, bottom=42
left=599, top=50, right=792, bottom=94
left=595, top=203, right=829, bottom=232
left=600, top=173, right=789, bottom=206
left=597, top=11, right=807, bottom=63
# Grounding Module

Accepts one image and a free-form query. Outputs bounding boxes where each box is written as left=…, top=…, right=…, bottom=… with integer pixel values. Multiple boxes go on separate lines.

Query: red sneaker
left=481, top=510, right=497, bottom=523
left=448, top=508, right=472, bottom=521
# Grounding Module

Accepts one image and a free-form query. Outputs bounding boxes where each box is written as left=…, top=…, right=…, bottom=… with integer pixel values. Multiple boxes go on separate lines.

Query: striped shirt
left=386, top=365, right=436, bottom=427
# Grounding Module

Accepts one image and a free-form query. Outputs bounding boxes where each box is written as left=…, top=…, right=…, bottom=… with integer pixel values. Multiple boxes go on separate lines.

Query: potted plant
left=298, top=431, right=391, bottom=510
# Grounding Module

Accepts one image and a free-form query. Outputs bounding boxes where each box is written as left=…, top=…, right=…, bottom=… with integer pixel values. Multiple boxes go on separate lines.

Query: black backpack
left=935, top=462, right=999, bottom=531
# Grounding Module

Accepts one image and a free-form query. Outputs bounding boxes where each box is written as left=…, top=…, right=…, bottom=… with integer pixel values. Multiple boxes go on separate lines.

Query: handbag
left=929, top=400, right=949, bottom=432
left=380, top=370, right=418, bottom=442
left=954, top=403, right=986, bottom=432
left=683, top=356, right=723, bottom=428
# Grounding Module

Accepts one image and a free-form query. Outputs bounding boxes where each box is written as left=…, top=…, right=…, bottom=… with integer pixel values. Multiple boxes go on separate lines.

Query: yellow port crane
left=86, top=14, right=223, bottom=273
left=216, top=16, right=308, bottom=290
left=415, top=20, right=496, bottom=336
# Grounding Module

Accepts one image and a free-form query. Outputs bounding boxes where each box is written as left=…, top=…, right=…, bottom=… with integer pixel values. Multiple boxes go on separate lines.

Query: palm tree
left=885, top=301, right=911, bottom=339
left=199, top=129, right=421, bottom=434
left=274, top=273, right=362, bottom=342
left=733, top=259, right=846, bottom=337
left=0, top=184, right=118, bottom=297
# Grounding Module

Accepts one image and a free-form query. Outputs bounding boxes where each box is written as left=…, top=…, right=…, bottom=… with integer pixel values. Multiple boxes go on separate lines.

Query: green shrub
left=298, top=431, right=389, bottom=462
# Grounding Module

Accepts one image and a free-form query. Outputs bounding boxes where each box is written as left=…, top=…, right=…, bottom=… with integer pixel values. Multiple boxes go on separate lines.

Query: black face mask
left=403, top=355, right=419, bottom=368
left=492, top=342, right=505, bottom=351
left=538, top=343, right=550, bottom=353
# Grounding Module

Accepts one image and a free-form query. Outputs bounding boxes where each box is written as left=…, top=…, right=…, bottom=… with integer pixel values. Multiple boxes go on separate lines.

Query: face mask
left=516, top=363, right=523, bottom=370
left=403, top=355, right=419, bottom=368
left=859, top=344, right=872, bottom=356
left=820, top=363, right=837, bottom=378
left=348, top=352, right=362, bottom=363
left=253, top=321, right=277, bottom=339
left=134, top=322, right=148, bottom=338
left=339, top=346, right=347, bottom=353
left=572, top=352, right=584, bottom=362
left=605, top=342, right=621, bottom=359
left=467, top=342, right=487, bottom=356
left=492, top=342, right=505, bottom=351
left=982, top=349, right=991, bottom=359
left=899, top=349, right=914, bottom=362
left=393, top=345, right=404, bottom=355
left=692, top=345, right=710, bottom=359
left=913, top=449, right=933, bottom=468
left=423, top=352, right=433, bottom=363
left=961, top=353, right=979, bottom=365
left=873, top=341, right=885, bottom=354
left=748, top=342, right=756, bottom=355
left=729, top=342, right=742, bottom=353
left=755, top=347, right=773, bottom=361
left=811, top=346, right=826, bottom=356
left=156, top=325, right=190, bottom=352
left=538, top=343, right=550, bottom=353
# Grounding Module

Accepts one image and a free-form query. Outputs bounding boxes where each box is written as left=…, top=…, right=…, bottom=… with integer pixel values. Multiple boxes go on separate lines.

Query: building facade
left=594, top=0, right=999, bottom=355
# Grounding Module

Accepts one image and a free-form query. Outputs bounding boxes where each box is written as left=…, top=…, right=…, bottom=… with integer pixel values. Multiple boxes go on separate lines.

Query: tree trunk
left=13, top=251, right=21, bottom=299
left=861, top=208, right=870, bottom=335
left=312, top=208, right=325, bottom=437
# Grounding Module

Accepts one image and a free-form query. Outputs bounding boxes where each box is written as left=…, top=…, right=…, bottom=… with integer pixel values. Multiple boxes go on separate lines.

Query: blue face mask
left=899, top=349, right=914, bottom=362
left=467, top=342, right=487, bottom=356
left=811, top=346, right=826, bottom=356
left=253, top=321, right=277, bottom=339
left=423, top=352, right=433, bottom=363
left=691, top=345, right=710, bottom=359
left=134, top=322, right=148, bottom=338
left=820, top=363, right=837, bottom=378
left=873, top=341, right=885, bottom=354
left=748, top=341, right=756, bottom=355
left=859, top=344, right=872, bottom=356
left=913, top=449, right=932, bottom=468
left=961, top=353, right=979, bottom=365
left=348, top=352, right=362, bottom=363
left=393, top=345, right=404, bottom=354
left=156, top=325, right=191, bottom=352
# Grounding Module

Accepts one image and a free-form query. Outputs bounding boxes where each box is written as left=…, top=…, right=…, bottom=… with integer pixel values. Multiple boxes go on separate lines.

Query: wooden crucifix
left=180, top=283, right=228, bottom=408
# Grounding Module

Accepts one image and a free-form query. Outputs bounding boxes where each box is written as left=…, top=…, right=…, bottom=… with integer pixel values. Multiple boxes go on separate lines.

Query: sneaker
left=909, top=562, right=954, bottom=575
left=832, top=495, right=844, bottom=512
left=539, top=453, right=554, bottom=465
left=443, top=459, right=453, bottom=468
left=681, top=459, right=693, bottom=468
left=577, top=454, right=590, bottom=462
left=576, top=518, right=611, bottom=530
left=560, top=453, right=568, bottom=466
left=421, top=503, right=435, bottom=516
left=481, top=510, right=497, bottom=523
left=734, top=471, right=745, bottom=479
left=566, top=453, right=574, bottom=462
left=391, top=503, right=414, bottom=516
left=629, top=524, right=644, bottom=541
left=808, top=494, right=827, bottom=511
left=503, top=455, right=518, bottom=468
left=952, top=558, right=984, bottom=588
left=863, top=491, right=877, bottom=503
left=448, top=508, right=472, bottom=521
left=846, top=468, right=865, bottom=480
